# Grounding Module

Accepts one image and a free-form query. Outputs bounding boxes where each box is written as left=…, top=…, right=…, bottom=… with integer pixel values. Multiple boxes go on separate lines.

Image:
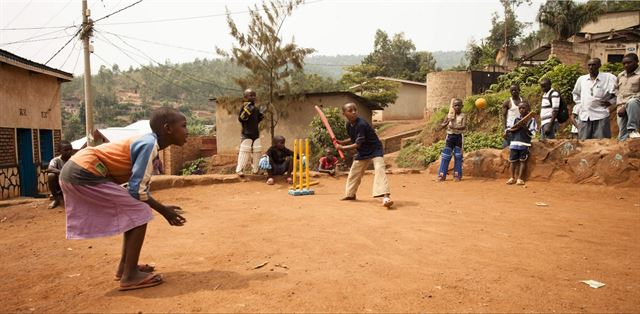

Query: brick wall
left=0, top=128, right=16, bottom=165
left=426, top=71, right=472, bottom=118
left=159, top=136, right=214, bottom=175
left=550, top=41, right=589, bottom=70
left=32, top=129, right=39, bottom=164
left=53, top=129, right=61, bottom=156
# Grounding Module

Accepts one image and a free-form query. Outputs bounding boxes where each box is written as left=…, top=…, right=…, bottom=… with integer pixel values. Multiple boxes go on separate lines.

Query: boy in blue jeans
left=505, top=101, right=537, bottom=185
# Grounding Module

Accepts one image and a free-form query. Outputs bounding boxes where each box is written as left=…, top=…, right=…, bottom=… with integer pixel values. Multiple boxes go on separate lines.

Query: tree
left=339, top=64, right=399, bottom=107
left=289, top=71, right=340, bottom=94
left=361, top=30, right=437, bottom=81
left=217, top=0, right=315, bottom=141
left=537, top=0, right=605, bottom=41
left=604, top=0, right=640, bottom=12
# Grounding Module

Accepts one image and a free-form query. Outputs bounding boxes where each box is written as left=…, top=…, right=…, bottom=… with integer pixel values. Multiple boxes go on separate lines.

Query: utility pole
left=80, top=0, right=95, bottom=146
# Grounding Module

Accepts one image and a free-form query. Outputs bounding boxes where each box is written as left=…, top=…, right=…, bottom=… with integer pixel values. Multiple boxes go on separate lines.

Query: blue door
left=17, top=128, right=37, bottom=197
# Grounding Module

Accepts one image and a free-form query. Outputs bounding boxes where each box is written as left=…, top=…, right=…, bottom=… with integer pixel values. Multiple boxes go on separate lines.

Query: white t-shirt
left=540, top=89, right=561, bottom=127
left=506, top=97, right=521, bottom=128
left=571, top=104, right=581, bottom=134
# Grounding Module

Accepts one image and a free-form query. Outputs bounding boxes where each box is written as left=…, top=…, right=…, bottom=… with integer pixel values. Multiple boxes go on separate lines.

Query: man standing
left=502, top=84, right=522, bottom=147
left=47, top=140, right=73, bottom=209
left=539, top=78, right=561, bottom=140
left=615, top=53, right=640, bottom=140
left=236, top=89, right=264, bottom=176
left=572, top=58, right=617, bottom=139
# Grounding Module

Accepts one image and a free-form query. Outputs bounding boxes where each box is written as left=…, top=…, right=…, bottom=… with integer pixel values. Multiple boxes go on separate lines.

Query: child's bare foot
left=340, top=196, right=356, bottom=201
left=266, top=178, right=274, bottom=185
left=506, top=178, right=515, bottom=185
left=286, top=177, right=293, bottom=184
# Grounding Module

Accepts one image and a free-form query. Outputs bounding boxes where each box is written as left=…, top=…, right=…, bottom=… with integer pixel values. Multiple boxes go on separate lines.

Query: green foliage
left=307, top=107, right=349, bottom=164
left=490, top=57, right=562, bottom=91
left=180, top=158, right=207, bottom=176
left=396, top=132, right=503, bottom=168
left=601, top=62, right=624, bottom=75
left=605, top=0, right=640, bottom=12
left=361, top=29, right=437, bottom=82
left=289, top=71, right=341, bottom=94
left=340, top=64, right=400, bottom=107
left=537, top=0, right=605, bottom=41
left=540, top=62, right=585, bottom=104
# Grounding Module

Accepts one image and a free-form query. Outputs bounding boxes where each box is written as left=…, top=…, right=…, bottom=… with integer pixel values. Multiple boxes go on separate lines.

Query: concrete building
left=0, top=49, right=73, bottom=199
left=374, top=76, right=426, bottom=121
left=520, top=10, right=640, bottom=67
left=425, top=71, right=501, bottom=119
left=215, top=91, right=381, bottom=154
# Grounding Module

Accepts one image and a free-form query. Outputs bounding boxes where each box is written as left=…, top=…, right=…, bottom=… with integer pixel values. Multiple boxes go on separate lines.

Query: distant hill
left=303, top=51, right=466, bottom=79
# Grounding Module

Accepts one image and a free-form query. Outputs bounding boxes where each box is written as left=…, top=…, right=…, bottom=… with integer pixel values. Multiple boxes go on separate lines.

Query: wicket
left=288, top=138, right=315, bottom=196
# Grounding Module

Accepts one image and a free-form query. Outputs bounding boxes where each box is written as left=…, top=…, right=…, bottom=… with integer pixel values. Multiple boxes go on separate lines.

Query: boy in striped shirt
left=506, top=101, right=537, bottom=185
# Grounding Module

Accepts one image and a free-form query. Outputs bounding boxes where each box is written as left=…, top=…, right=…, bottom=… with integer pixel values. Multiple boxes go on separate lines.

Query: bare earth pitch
left=0, top=173, right=638, bottom=312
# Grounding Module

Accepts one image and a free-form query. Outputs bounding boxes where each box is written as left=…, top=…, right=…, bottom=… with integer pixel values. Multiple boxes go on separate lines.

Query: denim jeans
left=618, top=98, right=640, bottom=140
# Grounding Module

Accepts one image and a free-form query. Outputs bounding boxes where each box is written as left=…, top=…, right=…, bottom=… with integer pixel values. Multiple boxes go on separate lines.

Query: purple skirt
left=60, top=181, right=153, bottom=239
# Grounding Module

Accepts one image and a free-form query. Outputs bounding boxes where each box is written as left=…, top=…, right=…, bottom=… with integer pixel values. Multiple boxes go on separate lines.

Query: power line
left=59, top=37, right=81, bottom=69
left=3, top=0, right=35, bottom=29
left=0, top=25, right=76, bottom=31
left=14, top=0, right=75, bottom=51
left=98, top=30, right=217, bottom=55
left=45, top=28, right=82, bottom=65
left=97, top=0, right=322, bottom=26
left=0, top=33, right=75, bottom=46
left=72, top=45, right=83, bottom=73
left=93, top=0, right=144, bottom=23
left=97, top=30, right=241, bottom=92
left=95, top=32, right=202, bottom=96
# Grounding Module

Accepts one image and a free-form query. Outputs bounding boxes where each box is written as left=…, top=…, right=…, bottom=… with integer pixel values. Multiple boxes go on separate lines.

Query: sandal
left=119, top=273, right=163, bottom=291
left=115, top=264, right=156, bottom=281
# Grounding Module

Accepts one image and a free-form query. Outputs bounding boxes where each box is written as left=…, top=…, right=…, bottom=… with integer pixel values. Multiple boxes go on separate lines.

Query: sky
left=0, top=0, right=545, bottom=75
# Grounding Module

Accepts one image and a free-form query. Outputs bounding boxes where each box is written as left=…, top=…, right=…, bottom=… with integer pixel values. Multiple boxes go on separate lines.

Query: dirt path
left=1, top=173, right=638, bottom=312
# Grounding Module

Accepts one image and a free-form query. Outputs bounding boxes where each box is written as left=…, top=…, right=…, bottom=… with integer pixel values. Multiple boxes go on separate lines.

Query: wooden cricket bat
left=314, top=106, right=345, bottom=160
left=510, top=111, right=534, bottom=129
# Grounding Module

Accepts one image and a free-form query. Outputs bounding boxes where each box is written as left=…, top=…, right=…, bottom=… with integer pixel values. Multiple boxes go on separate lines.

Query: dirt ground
left=1, top=173, right=639, bottom=313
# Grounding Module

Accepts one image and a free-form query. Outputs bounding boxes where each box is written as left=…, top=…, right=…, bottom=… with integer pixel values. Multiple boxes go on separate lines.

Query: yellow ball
left=475, top=98, right=487, bottom=109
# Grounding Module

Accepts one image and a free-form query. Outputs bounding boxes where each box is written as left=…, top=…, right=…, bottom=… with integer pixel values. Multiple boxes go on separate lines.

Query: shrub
left=601, top=62, right=623, bottom=75
left=307, top=107, right=350, bottom=164
left=181, top=157, right=207, bottom=175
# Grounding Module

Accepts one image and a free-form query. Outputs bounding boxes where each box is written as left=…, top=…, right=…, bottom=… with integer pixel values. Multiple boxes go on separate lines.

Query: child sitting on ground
left=437, top=98, right=466, bottom=182
left=59, top=107, right=187, bottom=291
left=317, top=148, right=338, bottom=176
left=265, top=135, right=294, bottom=185
left=47, top=140, right=73, bottom=209
left=505, top=101, right=537, bottom=185
left=335, top=103, right=393, bottom=208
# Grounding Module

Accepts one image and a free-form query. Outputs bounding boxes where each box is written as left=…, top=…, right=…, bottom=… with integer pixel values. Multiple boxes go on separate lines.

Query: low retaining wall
left=428, top=139, right=640, bottom=186
left=381, top=129, right=422, bottom=154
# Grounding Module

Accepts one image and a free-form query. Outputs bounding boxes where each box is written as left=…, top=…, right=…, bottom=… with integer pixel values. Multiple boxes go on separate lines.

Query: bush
left=181, top=158, right=207, bottom=175
left=396, top=132, right=503, bottom=168
left=490, top=57, right=562, bottom=92
left=540, top=63, right=585, bottom=106
left=601, top=62, right=623, bottom=75
left=307, top=107, right=349, bottom=163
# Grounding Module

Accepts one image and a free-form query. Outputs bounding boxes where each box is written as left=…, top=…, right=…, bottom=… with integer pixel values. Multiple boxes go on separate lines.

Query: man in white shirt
left=539, top=78, right=561, bottom=140
left=47, top=140, right=73, bottom=209
left=572, top=58, right=617, bottom=140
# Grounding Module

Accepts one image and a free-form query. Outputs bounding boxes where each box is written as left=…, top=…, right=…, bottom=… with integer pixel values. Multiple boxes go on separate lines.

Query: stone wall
left=426, top=71, right=472, bottom=119
left=428, top=139, right=640, bottom=187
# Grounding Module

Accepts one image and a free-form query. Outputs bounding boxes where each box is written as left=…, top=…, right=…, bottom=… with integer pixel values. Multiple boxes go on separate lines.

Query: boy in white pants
left=236, top=89, right=263, bottom=176
left=336, top=103, right=393, bottom=209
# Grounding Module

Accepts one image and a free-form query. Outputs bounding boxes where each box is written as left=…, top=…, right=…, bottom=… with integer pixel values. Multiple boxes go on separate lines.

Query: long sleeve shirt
left=615, top=67, right=640, bottom=106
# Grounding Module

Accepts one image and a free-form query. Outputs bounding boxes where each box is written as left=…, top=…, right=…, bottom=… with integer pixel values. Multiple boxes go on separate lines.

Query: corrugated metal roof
left=0, top=48, right=73, bottom=81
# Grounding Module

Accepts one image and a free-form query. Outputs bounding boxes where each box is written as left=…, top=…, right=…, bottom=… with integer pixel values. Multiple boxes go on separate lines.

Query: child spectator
left=265, top=135, right=293, bottom=185
left=335, top=103, right=393, bottom=208
left=318, top=148, right=338, bottom=176
left=505, top=101, right=537, bottom=186
left=59, top=107, right=187, bottom=291
left=438, top=98, right=466, bottom=182
left=236, top=89, right=264, bottom=176
left=570, top=103, right=581, bottom=139
left=47, top=140, right=73, bottom=209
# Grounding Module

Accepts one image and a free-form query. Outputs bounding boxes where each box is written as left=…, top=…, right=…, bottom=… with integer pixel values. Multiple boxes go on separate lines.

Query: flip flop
left=119, top=273, right=163, bottom=291
left=114, top=264, right=156, bottom=281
